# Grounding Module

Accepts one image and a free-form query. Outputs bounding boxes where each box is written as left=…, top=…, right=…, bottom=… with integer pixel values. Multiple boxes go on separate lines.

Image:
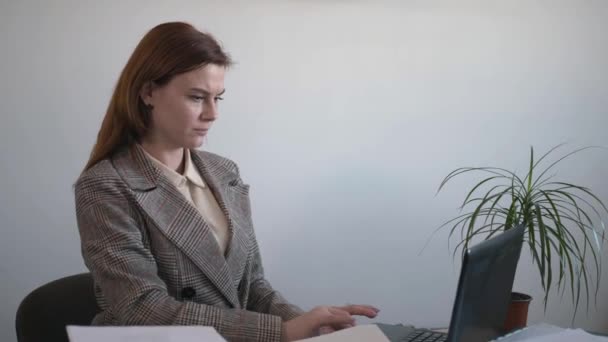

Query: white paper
left=492, top=323, right=607, bottom=342
left=66, top=325, right=227, bottom=342
left=296, top=324, right=390, bottom=342
left=533, top=329, right=608, bottom=341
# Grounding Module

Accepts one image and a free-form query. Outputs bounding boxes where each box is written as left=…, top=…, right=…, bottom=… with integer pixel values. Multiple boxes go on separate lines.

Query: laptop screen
left=446, top=224, right=525, bottom=342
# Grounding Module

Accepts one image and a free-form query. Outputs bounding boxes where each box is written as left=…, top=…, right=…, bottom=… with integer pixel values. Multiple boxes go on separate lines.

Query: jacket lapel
left=112, top=146, right=242, bottom=308
left=190, top=151, right=251, bottom=294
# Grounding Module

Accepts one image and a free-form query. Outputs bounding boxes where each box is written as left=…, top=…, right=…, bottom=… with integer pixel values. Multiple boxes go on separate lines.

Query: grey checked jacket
left=75, top=145, right=303, bottom=341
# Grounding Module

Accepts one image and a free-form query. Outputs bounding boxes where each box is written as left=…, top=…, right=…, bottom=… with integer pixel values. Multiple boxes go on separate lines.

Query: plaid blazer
left=75, top=145, right=303, bottom=342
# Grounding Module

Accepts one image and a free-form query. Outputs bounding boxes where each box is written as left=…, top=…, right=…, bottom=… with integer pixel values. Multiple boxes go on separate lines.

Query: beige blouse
left=142, top=147, right=229, bottom=255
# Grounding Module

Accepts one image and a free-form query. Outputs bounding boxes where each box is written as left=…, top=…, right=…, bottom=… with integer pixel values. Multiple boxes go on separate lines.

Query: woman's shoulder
left=76, top=146, right=143, bottom=187
left=192, top=149, right=240, bottom=175
left=76, top=158, right=121, bottom=185
left=74, top=155, right=129, bottom=203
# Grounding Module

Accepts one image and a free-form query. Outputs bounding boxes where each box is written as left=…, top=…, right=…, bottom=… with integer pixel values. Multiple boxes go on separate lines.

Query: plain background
left=1, top=1, right=607, bottom=341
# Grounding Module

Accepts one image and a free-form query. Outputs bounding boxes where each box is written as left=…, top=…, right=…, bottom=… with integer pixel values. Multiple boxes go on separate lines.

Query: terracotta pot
left=503, top=292, right=532, bottom=332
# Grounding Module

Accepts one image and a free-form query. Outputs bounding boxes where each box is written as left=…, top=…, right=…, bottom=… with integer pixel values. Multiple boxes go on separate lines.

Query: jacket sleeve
left=246, top=233, right=305, bottom=321
left=223, top=160, right=305, bottom=321
left=75, top=173, right=284, bottom=342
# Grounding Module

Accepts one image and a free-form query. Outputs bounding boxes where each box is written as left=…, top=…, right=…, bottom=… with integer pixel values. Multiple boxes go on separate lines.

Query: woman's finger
left=336, top=304, right=380, bottom=318
left=320, top=308, right=354, bottom=326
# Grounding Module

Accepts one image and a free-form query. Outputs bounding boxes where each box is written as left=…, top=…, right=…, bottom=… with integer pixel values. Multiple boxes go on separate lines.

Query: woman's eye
left=190, top=95, right=223, bottom=103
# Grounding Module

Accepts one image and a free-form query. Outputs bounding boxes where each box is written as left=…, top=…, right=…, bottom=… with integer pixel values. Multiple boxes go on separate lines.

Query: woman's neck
left=140, top=141, right=186, bottom=174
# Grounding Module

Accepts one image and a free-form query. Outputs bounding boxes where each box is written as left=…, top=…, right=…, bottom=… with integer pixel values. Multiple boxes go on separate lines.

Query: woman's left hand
left=318, top=304, right=380, bottom=335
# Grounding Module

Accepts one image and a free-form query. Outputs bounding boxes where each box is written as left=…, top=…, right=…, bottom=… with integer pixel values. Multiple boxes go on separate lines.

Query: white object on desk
left=66, top=325, right=227, bottom=342
left=493, top=323, right=607, bottom=341
left=296, top=324, right=390, bottom=342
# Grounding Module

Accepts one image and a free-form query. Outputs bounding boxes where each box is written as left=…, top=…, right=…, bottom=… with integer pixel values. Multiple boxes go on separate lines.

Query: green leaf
left=535, top=204, right=551, bottom=309
left=543, top=224, right=576, bottom=301
left=461, top=176, right=506, bottom=209
left=527, top=146, right=534, bottom=192
left=529, top=238, right=545, bottom=291
left=532, top=146, right=601, bottom=190
left=483, top=185, right=513, bottom=226
left=533, top=143, right=567, bottom=170
left=551, top=181, right=608, bottom=218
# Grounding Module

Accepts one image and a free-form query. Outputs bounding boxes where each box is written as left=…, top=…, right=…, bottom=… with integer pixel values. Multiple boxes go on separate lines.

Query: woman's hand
left=281, top=304, right=380, bottom=341
left=318, top=304, right=380, bottom=335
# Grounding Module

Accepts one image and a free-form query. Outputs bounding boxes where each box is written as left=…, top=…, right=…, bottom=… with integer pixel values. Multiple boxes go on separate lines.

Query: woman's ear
left=139, top=81, right=155, bottom=106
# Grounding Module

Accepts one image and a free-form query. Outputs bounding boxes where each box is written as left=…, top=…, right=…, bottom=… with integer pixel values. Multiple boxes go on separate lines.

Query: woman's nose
left=201, top=102, right=218, bottom=121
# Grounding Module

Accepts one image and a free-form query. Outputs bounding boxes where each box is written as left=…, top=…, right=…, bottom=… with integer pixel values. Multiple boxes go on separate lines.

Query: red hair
left=84, top=22, right=232, bottom=171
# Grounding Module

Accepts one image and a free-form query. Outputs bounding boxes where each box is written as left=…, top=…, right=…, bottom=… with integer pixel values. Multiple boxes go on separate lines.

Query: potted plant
left=436, top=144, right=607, bottom=330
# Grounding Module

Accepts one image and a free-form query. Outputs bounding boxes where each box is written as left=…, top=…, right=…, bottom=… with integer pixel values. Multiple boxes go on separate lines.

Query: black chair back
left=15, top=273, right=100, bottom=342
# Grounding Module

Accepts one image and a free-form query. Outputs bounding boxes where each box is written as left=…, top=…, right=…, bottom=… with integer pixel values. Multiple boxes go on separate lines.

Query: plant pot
left=503, top=292, right=532, bottom=332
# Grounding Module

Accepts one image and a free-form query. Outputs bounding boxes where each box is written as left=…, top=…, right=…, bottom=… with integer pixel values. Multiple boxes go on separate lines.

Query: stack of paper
left=296, top=325, right=390, bottom=342
left=493, top=323, right=608, bottom=342
left=67, top=325, right=388, bottom=342
left=66, top=326, right=227, bottom=342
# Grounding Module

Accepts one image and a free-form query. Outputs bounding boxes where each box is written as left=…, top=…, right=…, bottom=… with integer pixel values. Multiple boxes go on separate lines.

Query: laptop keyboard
left=401, top=329, right=448, bottom=342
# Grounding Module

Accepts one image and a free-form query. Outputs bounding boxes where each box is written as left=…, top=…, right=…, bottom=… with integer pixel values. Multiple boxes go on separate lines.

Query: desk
left=375, top=323, right=608, bottom=341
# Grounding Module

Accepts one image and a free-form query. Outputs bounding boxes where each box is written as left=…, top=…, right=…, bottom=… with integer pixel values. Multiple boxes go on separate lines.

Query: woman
left=75, top=22, right=378, bottom=342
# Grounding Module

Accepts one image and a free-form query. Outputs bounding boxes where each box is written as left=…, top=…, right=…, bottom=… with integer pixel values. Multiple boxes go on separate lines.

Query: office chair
left=15, top=273, right=100, bottom=342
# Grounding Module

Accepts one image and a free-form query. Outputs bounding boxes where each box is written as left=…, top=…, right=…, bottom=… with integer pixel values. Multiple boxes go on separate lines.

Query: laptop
left=380, top=224, right=526, bottom=342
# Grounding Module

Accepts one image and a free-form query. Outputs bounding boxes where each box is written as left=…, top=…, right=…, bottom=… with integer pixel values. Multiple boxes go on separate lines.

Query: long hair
left=83, top=22, right=232, bottom=171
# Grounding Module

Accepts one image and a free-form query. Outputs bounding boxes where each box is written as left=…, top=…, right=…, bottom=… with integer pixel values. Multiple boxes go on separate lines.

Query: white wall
left=2, top=0, right=608, bottom=341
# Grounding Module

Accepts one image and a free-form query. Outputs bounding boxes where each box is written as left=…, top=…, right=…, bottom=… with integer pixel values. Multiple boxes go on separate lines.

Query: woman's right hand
left=281, top=306, right=355, bottom=341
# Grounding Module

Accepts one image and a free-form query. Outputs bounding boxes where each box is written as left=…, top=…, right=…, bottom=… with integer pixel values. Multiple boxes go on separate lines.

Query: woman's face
left=141, top=64, right=226, bottom=149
